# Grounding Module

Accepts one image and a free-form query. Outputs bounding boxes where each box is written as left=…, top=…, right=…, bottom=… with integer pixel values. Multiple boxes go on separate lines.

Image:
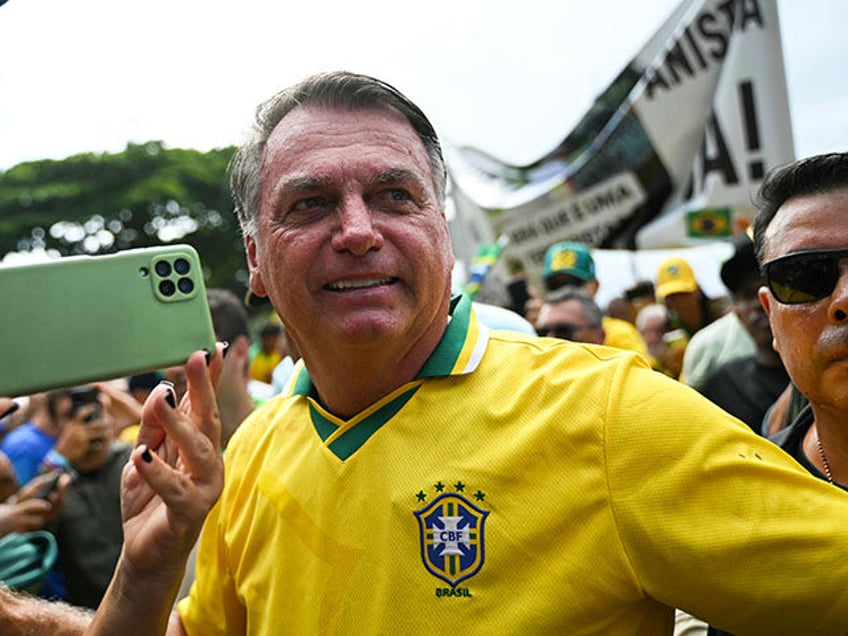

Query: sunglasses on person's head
left=762, top=247, right=848, bottom=304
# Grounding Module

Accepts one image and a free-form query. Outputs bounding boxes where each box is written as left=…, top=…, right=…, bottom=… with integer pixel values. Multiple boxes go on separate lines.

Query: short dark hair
left=207, top=288, right=249, bottom=343
left=230, top=71, right=446, bottom=238
left=259, top=322, right=283, bottom=339
left=753, top=152, right=848, bottom=265
left=543, top=286, right=603, bottom=328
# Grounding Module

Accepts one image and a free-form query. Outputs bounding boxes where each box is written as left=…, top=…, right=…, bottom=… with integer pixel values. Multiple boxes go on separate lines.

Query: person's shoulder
left=712, top=354, right=756, bottom=376
left=471, top=302, right=536, bottom=336
left=601, top=317, right=648, bottom=355
left=0, top=421, right=40, bottom=450
left=488, top=333, right=653, bottom=387
left=226, top=395, right=295, bottom=452
left=769, top=405, right=813, bottom=450
left=699, top=355, right=751, bottom=395
left=688, top=311, right=739, bottom=345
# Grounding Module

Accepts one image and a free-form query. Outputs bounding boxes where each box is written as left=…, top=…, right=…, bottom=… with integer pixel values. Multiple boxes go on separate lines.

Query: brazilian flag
left=686, top=207, right=732, bottom=238
left=463, top=238, right=508, bottom=298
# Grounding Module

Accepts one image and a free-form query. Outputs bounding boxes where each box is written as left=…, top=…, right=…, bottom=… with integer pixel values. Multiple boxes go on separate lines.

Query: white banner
left=447, top=0, right=794, bottom=286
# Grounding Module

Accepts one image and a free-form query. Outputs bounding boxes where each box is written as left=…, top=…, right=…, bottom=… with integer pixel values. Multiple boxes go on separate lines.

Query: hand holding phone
left=0, top=245, right=216, bottom=397
left=34, top=468, right=66, bottom=501
left=68, top=386, right=102, bottom=423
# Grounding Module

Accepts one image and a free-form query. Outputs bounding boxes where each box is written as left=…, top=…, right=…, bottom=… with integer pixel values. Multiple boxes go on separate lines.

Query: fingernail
left=221, top=341, right=231, bottom=359
left=203, top=348, right=212, bottom=366
left=164, top=390, right=176, bottom=409
left=159, top=380, right=175, bottom=389
left=140, top=446, right=153, bottom=463
left=0, top=402, right=19, bottom=420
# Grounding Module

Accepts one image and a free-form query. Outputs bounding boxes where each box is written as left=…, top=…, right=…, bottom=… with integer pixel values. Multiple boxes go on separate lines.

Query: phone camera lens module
left=174, top=258, right=191, bottom=275
left=159, top=280, right=176, bottom=297
left=178, top=277, right=194, bottom=294
left=155, top=260, right=172, bottom=277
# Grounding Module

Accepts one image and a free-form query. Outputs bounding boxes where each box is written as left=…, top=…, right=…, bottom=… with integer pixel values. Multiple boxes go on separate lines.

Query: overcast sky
left=1, top=0, right=845, bottom=174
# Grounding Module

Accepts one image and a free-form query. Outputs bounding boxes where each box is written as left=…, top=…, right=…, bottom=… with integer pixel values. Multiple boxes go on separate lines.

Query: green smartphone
left=0, top=244, right=217, bottom=397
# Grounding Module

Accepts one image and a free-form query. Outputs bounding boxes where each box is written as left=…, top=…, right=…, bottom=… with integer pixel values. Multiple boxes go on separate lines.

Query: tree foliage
left=0, top=141, right=250, bottom=298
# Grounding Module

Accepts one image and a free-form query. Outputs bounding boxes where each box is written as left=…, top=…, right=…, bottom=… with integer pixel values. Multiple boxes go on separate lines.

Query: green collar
left=284, top=294, right=489, bottom=461
left=287, top=294, right=487, bottom=398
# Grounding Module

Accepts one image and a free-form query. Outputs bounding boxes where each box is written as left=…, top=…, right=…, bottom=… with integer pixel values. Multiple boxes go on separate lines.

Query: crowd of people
left=0, top=71, right=846, bottom=635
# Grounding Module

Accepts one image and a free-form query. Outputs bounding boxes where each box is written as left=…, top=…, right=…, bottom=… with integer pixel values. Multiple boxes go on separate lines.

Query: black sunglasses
left=536, top=322, right=583, bottom=340
left=762, top=247, right=848, bottom=304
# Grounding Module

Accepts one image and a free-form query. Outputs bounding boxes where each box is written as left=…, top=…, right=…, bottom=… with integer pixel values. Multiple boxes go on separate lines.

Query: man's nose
left=331, top=196, right=384, bottom=255
left=829, top=260, right=848, bottom=323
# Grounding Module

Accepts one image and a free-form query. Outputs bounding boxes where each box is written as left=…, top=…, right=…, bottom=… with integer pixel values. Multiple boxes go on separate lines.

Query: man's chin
left=327, top=314, right=405, bottom=345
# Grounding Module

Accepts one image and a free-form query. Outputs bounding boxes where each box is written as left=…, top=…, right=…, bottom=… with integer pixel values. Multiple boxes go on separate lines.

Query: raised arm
left=85, top=346, right=225, bottom=636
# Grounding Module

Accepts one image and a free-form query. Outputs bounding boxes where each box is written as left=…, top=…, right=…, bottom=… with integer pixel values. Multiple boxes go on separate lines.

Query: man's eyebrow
left=279, top=175, right=334, bottom=193
left=373, top=168, right=427, bottom=188
left=267, top=169, right=429, bottom=207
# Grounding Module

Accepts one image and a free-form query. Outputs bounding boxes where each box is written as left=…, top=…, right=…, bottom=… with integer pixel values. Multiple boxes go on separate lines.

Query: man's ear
left=758, top=285, right=779, bottom=354
left=758, top=286, right=772, bottom=318
left=584, top=279, right=600, bottom=298
left=245, top=234, right=268, bottom=298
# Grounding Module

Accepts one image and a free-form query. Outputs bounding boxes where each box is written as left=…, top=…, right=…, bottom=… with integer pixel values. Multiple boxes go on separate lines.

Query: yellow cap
left=655, top=257, right=698, bottom=301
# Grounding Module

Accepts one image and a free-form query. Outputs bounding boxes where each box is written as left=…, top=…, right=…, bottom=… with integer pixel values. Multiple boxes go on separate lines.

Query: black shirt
left=699, top=356, right=789, bottom=434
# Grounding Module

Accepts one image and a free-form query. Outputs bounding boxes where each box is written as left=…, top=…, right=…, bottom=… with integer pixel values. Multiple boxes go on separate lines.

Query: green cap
left=542, top=241, right=596, bottom=282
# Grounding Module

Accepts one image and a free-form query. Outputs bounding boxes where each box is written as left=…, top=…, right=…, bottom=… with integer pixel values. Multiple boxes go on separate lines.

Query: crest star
left=454, top=482, right=465, bottom=492
left=474, top=490, right=486, bottom=501
left=416, top=490, right=427, bottom=502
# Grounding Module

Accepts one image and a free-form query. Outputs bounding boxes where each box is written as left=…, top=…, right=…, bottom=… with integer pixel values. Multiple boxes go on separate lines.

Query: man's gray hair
left=230, top=71, right=447, bottom=237
left=635, top=303, right=668, bottom=332
left=543, top=286, right=604, bottom=328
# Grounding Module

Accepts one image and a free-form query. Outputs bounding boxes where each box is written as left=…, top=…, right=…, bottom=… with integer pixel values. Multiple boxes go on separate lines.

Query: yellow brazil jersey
left=248, top=349, right=282, bottom=385
left=180, top=295, right=848, bottom=635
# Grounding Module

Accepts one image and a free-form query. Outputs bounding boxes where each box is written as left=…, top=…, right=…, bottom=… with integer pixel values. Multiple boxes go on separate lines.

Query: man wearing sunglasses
left=535, top=287, right=606, bottom=345
left=754, top=152, right=848, bottom=488
left=541, top=241, right=648, bottom=354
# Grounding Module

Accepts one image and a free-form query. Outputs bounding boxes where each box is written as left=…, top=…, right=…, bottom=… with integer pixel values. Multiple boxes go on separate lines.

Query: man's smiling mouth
left=326, top=278, right=397, bottom=291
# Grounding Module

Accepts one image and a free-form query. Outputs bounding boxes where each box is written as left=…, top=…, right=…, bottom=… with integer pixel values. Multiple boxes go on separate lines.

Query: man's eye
left=388, top=189, right=411, bottom=201
left=292, top=197, right=323, bottom=211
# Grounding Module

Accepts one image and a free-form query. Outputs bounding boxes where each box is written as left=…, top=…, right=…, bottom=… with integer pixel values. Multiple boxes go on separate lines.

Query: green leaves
left=0, top=142, right=250, bottom=299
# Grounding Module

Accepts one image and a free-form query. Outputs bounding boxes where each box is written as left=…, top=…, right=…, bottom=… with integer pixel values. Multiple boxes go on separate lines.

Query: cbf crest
left=414, top=490, right=489, bottom=587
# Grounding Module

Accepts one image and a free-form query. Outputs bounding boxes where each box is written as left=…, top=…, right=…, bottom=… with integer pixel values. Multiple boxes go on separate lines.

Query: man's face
left=733, top=273, right=773, bottom=353
left=245, top=106, right=454, bottom=359
left=55, top=392, right=113, bottom=472
left=664, top=291, right=702, bottom=332
left=759, top=187, right=848, bottom=410
left=536, top=299, right=604, bottom=345
left=639, top=314, right=666, bottom=349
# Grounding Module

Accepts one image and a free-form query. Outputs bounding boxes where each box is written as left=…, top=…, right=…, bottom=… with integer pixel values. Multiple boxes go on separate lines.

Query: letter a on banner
left=446, top=0, right=794, bottom=286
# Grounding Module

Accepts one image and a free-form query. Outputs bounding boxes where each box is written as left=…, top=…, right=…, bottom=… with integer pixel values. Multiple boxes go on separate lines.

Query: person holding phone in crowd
left=40, top=386, right=134, bottom=609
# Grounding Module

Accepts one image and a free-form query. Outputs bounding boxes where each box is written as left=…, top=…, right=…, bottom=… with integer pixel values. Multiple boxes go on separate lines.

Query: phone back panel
left=0, top=244, right=217, bottom=397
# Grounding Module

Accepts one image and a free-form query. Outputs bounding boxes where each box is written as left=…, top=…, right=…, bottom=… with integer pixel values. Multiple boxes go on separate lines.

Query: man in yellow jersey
left=5, top=73, right=848, bottom=636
